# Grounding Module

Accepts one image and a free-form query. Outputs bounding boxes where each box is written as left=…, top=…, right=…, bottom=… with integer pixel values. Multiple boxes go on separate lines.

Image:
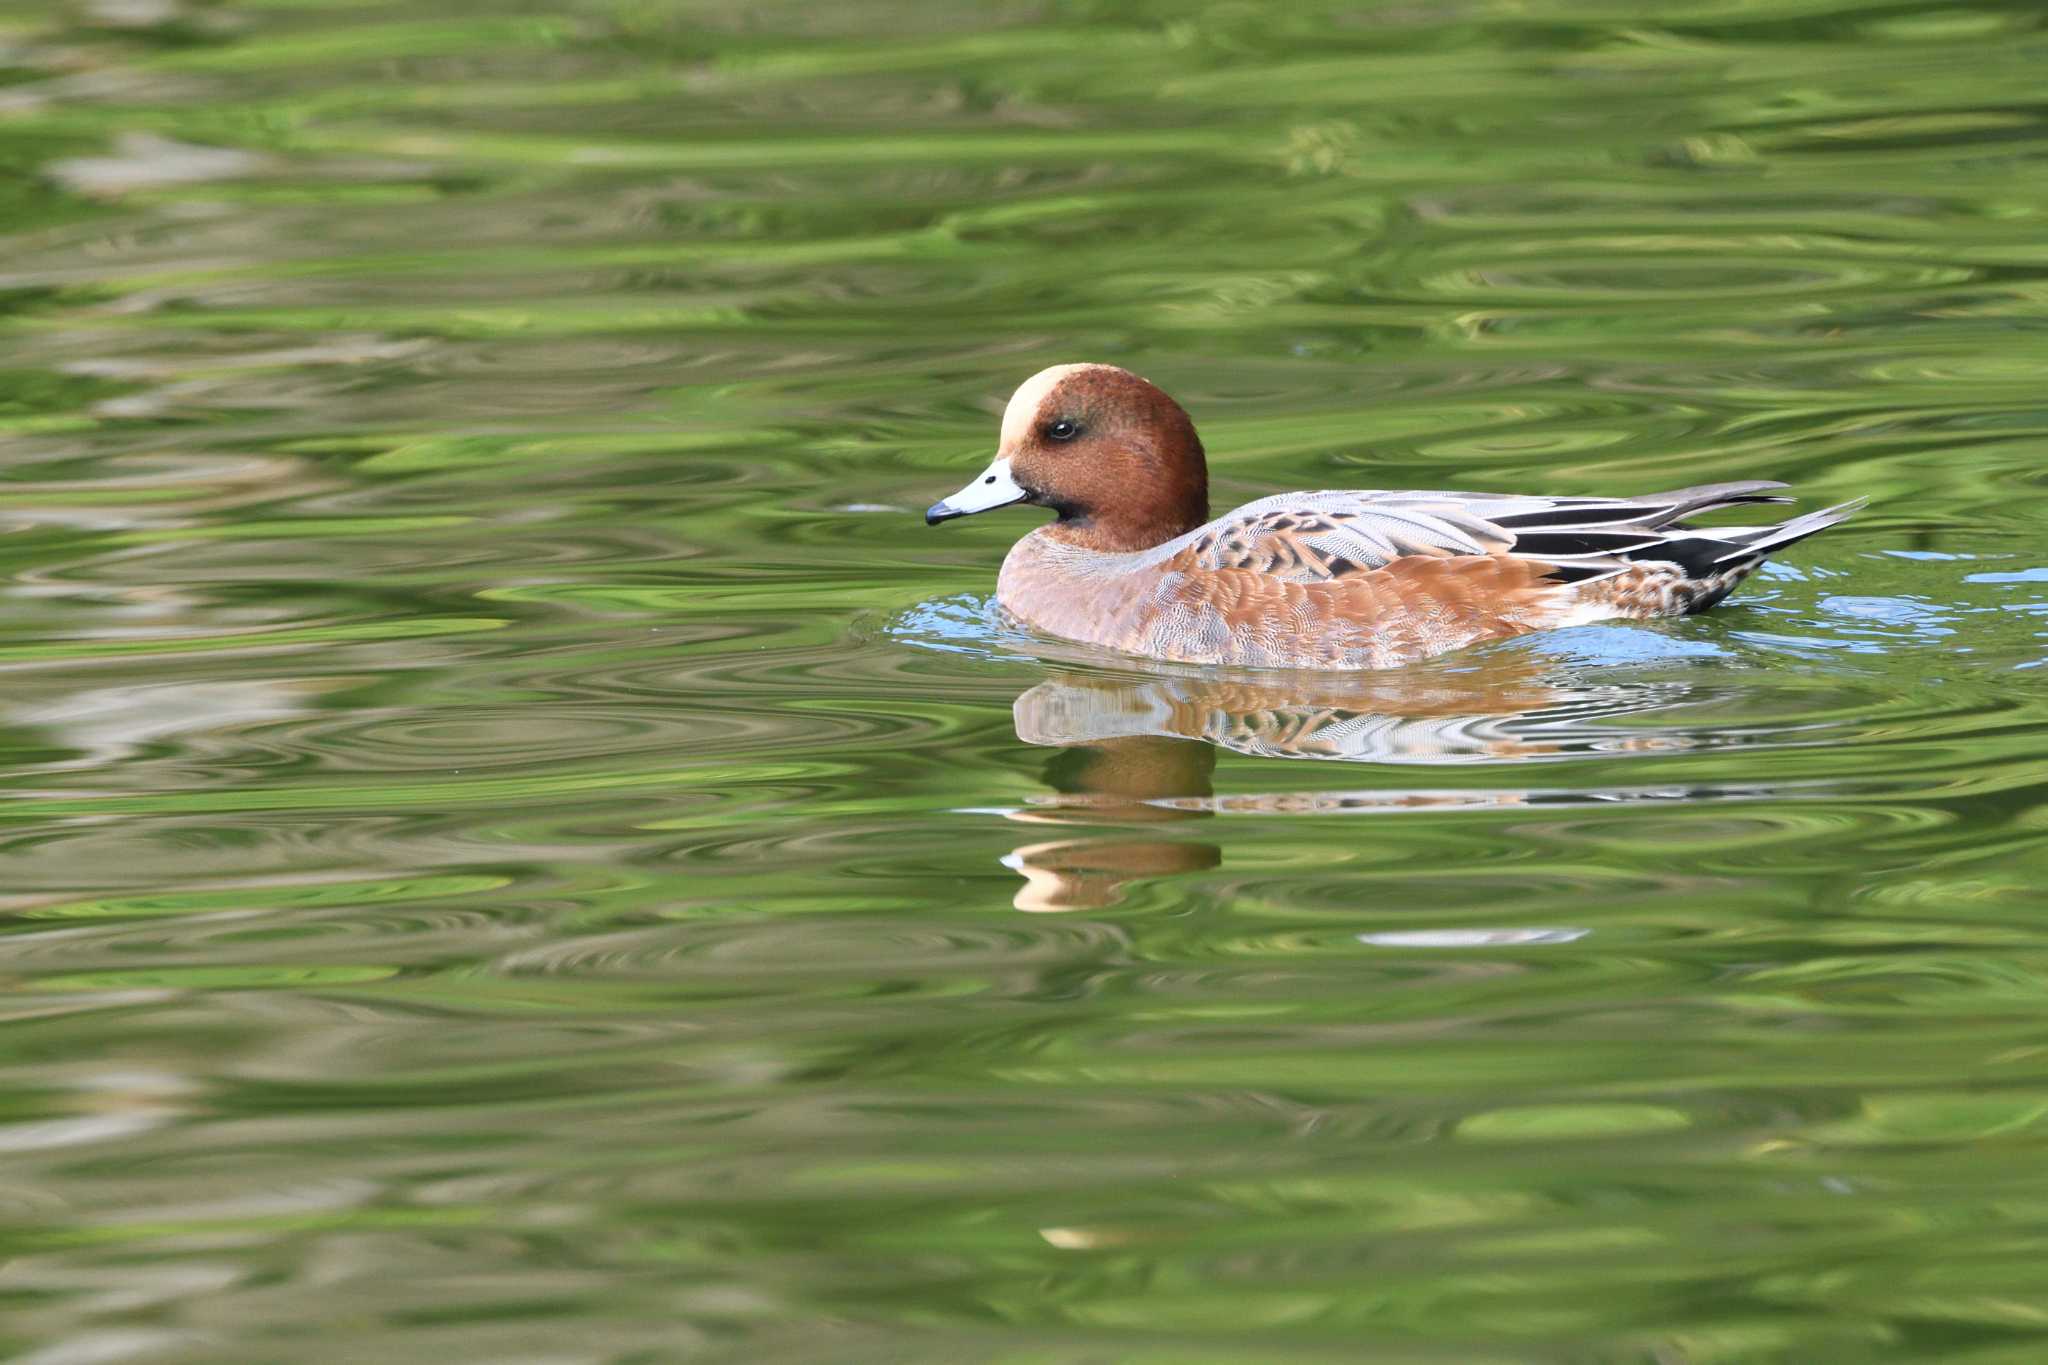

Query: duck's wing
left=1185, top=481, right=1802, bottom=584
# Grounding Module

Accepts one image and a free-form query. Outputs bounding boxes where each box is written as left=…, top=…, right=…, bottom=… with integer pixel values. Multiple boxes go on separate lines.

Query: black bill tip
left=925, top=501, right=961, bottom=526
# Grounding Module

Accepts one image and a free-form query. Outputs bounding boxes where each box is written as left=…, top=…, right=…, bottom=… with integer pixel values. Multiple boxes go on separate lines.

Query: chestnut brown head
left=926, top=364, right=1210, bottom=552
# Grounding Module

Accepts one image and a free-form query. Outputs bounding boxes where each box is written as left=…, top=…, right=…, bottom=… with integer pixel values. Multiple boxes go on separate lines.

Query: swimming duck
left=926, top=363, right=1862, bottom=670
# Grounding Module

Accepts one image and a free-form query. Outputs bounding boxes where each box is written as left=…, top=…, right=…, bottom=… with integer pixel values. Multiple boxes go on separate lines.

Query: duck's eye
left=1045, top=419, right=1081, bottom=442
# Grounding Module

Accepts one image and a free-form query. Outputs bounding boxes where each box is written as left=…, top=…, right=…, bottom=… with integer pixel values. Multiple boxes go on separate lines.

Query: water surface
left=3, top=1, right=2048, bottom=1360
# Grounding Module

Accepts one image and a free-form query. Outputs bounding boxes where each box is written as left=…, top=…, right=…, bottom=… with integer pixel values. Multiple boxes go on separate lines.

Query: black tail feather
left=1526, top=497, right=1864, bottom=586
left=1709, top=498, right=1868, bottom=566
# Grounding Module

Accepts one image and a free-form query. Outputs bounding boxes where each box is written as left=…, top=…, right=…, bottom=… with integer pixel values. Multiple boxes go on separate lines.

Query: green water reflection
left=2, top=0, right=2048, bottom=1360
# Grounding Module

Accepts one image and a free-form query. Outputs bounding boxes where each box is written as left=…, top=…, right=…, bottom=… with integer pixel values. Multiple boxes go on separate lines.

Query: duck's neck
left=1042, top=490, right=1209, bottom=554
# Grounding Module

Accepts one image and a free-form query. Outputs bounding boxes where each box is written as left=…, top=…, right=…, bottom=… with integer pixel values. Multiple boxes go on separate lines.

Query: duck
left=925, top=363, right=1863, bottom=670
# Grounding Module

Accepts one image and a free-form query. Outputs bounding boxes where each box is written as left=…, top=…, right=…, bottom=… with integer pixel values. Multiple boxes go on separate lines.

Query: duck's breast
left=995, top=530, right=1340, bottom=665
left=996, top=531, right=1171, bottom=652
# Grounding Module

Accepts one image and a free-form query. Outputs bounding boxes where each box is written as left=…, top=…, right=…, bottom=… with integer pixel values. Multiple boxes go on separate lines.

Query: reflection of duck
left=995, top=656, right=1709, bottom=910
left=1003, top=829, right=1221, bottom=913
left=1000, top=725, right=1219, bottom=912
left=1014, top=654, right=1696, bottom=765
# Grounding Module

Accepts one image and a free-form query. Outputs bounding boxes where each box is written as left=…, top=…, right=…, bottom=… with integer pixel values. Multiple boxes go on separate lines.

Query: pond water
left=3, top=1, right=2048, bottom=1360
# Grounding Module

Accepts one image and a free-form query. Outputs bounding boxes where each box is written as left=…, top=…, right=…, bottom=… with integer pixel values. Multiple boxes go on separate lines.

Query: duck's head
left=926, top=363, right=1209, bottom=553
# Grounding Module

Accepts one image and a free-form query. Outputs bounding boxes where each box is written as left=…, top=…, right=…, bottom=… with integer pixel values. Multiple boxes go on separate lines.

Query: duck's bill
left=926, top=457, right=1027, bottom=525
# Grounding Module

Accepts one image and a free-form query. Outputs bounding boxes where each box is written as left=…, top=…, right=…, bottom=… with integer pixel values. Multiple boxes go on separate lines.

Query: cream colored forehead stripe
left=1000, top=363, right=1100, bottom=449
